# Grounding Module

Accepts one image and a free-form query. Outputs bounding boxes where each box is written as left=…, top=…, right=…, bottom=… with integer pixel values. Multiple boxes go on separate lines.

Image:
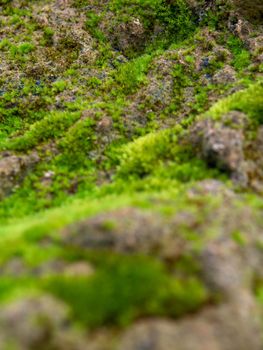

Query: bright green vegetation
left=226, top=35, right=251, bottom=71
left=78, top=0, right=196, bottom=55
left=0, top=0, right=263, bottom=335
left=47, top=255, right=208, bottom=328
left=207, top=82, right=263, bottom=124
left=116, top=126, right=224, bottom=181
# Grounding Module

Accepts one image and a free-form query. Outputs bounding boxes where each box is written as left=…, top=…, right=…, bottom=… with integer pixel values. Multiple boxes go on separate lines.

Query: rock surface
left=119, top=293, right=261, bottom=350
left=0, top=152, right=39, bottom=199
left=0, top=295, right=87, bottom=350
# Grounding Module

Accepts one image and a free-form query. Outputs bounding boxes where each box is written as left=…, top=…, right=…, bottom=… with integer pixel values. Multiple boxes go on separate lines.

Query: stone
left=118, top=290, right=261, bottom=350
left=212, top=65, right=236, bottom=85
left=61, top=207, right=174, bottom=256
left=0, top=295, right=86, bottom=350
left=0, top=151, right=39, bottom=199
left=189, top=112, right=248, bottom=185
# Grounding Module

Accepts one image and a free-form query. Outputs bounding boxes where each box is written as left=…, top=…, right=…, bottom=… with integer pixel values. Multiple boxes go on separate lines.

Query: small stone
left=0, top=152, right=40, bottom=199
left=97, top=117, right=113, bottom=133
left=43, top=170, right=55, bottom=179
left=189, top=112, right=247, bottom=185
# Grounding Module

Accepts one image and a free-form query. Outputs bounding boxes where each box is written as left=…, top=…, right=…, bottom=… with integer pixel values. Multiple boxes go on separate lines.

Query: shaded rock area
left=188, top=112, right=248, bottom=185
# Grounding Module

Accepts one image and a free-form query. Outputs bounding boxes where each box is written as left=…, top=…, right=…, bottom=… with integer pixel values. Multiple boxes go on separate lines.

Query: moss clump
left=112, top=54, right=153, bottom=94
left=2, top=111, right=81, bottom=151
left=117, top=125, right=223, bottom=182
left=46, top=255, right=208, bottom=328
left=207, top=82, right=263, bottom=124
left=227, top=35, right=251, bottom=71
left=87, top=0, right=197, bottom=56
left=57, top=118, right=97, bottom=168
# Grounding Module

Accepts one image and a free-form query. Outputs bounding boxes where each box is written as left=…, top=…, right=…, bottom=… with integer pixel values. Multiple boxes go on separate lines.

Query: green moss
left=11, top=42, right=34, bottom=55
left=231, top=231, right=247, bottom=246
left=85, top=11, right=105, bottom=42
left=42, top=27, right=54, bottom=46
left=52, top=80, right=68, bottom=93
left=117, top=128, right=178, bottom=178
left=207, top=82, right=263, bottom=124
left=57, top=117, right=97, bottom=167
left=107, top=54, right=153, bottom=95
left=0, top=41, right=36, bottom=62
left=0, top=277, right=35, bottom=303
left=227, top=35, right=251, bottom=71
left=2, top=111, right=81, bottom=151
left=87, top=0, right=196, bottom=57
left=117, top=125, right=223, bottom=182
left=0, top=38, right=11, bottom=50
left=46, top=255, right=208, bottom=328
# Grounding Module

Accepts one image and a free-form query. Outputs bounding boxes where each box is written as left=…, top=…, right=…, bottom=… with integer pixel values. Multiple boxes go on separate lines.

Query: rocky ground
left=0, top=0, right=262, bottom=349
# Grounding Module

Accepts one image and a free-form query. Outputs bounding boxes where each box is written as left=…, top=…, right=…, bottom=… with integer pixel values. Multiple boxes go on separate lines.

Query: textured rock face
left=62, top=207, right=172, bottom=255
left=212, top=65, right=236, bottom=85
left=0, top=295, right=86, bottom=350
left=189, top=112, right=247, bottom=184
left=188, top=110, right=263, bottom=190
left=0, top=152, right=39, bottom=199
left=118, top=293, right=262, bottom=350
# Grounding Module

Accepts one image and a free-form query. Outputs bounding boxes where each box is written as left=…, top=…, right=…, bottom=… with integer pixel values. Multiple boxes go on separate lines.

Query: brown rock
left=212, top=65, right=237, bottom=85
left=64, top=261, right=94, bottom=277
left=118, top=292, right=261, bottom=350
left=0, top=151, right=39, bottom=199
left=61, top=207, right=174, bottom=256
left=110, top=17, right=146, bottom=54
left=189, top=112, right=248, bottom=185
left=97, top=117, right=113, bottom=133
left=0, top=295, right=86, bottom=350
